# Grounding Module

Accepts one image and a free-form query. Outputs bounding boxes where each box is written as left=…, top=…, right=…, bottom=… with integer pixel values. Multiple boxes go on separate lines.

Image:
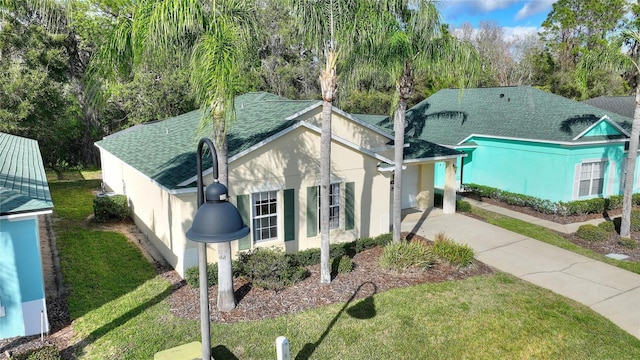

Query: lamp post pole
left=187, top=138, right=249, bottom=360
left=194, top=138, right=216, bottom=360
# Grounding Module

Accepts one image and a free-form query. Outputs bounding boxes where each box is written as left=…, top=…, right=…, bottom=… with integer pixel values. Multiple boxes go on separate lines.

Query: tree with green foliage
left=540, top=0, right=628, bottom=98
left=289, top=0, right=364, bottom=284
left=577, top=24, right=640, bottom=239
left=89, top=0, right=259, bottom=311
left=348, top=0, right=478, bottom=243
left=0, top=4, right=84, bottom=167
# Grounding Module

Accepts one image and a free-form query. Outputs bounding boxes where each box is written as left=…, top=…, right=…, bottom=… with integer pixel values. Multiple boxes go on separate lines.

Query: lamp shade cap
left=186, top=201, right=249, bottom=243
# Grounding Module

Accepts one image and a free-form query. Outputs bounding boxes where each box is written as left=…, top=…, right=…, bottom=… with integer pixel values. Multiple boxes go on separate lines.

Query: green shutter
left=236, top=194, right=251, bottom=250
left=345, top=182, right=355, bottom=230
left=306, top=186, right=318, bottom=237
left=284, top=189, right=295, bottom=241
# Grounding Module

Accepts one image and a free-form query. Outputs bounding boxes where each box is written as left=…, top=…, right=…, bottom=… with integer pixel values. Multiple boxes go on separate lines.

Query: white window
left=318, top=183, right=340, bottom=229
left=579, top=161, right=605, bottom=197
left=252, top=191, right=278, bottom=242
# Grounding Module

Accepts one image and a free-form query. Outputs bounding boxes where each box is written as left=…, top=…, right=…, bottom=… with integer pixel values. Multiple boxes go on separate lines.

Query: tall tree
left=348, top=0, right=478, bottom=243
left=289, top=0, right=360, bottom=284
left=577, top=29, right=640, bottom=239
left=540, top=0, right=627, bottom=98
left=89, top=0, right=258, bottom=311
left=0, top=0, right=111, bottom=166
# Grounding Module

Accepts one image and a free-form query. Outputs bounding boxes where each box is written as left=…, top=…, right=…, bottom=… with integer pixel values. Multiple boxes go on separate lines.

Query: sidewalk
left=460, top=197, right=607, bottom=234
left=401, top=207, right=640, bottom=340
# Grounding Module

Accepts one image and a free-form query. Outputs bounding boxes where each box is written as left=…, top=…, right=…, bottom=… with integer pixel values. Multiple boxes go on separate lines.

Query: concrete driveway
left=401, top=208, right=640, bottom=340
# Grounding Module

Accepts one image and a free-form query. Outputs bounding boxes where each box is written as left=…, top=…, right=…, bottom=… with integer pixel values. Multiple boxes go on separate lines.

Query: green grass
left=49, top=180, right=640, bottom=359
left=470, top=207, right=640, bottom=275
left=57, top=228, right=157, bottom=318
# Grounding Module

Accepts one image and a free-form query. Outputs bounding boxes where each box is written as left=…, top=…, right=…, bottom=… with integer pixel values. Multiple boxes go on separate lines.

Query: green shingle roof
left=583, top=96, right=635, bottom=119
left=399, top=86, right=633, bottom=146
left=0, top=132, right=53, bottom=215
left=95, top=92, right=318, bottom=190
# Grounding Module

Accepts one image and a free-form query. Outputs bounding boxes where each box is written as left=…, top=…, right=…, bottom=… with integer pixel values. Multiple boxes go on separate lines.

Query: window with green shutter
left=236, top=194, right=251, bottom=250
left=283, top=189, right=295, bottom=241
left=345, top=182, right=355, bottom=230
left=307, top=186, right=318, bottom=237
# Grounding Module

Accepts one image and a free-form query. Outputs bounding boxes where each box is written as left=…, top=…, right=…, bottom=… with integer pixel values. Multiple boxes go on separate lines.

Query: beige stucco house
left=95, top=92, right=462, bottom=277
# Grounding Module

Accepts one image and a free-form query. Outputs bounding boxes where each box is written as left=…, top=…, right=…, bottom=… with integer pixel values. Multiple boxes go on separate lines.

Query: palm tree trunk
left=621, top=85, right=640, bottom=238
left=392, top=62, right=413, bottom=243
left=214, top=127, right=236, bottom=311
left=319, top=51, right=337, bottom=284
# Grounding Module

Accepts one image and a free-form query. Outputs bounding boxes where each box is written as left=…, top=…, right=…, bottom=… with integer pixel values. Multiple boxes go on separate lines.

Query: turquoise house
left=0, top=132, right=53, bottom=340
left=371, top=86, right=635, bottom=202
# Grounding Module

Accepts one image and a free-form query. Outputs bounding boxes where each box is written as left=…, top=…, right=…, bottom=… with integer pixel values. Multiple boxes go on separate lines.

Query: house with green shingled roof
left=96, top=92, right=464, bottom=277
left=0, top=132, right=53, bottom=340
left=365, top=86, right=636, bottom=202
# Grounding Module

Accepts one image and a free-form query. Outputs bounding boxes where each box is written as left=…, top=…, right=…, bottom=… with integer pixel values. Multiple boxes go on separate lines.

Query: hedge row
left=464, top=183, right=640, bottom=216
left=185, top=232, right=393, bottom=288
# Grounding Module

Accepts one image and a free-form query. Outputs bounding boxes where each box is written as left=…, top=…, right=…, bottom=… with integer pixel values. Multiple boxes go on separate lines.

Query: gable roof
left=377, top=86, right=633, bottom=146
left=96, top=92, right=318, bottom=190
left=583, top=96, right=635, bottom=119
left=0, top=132, right=53, bottom=216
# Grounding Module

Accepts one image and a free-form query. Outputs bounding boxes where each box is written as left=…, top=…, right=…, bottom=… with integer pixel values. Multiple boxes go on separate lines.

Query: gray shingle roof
left=399, top=86, right=633, bottom=146
left=95, top=92, right=318, bottom=190
left=0, top=132, right=53, bottom=215
left=583, top=96, right=635, bottom=119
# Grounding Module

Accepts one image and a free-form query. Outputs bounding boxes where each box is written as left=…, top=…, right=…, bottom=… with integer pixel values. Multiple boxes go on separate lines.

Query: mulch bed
left=167, top=242, right=494, bottom=323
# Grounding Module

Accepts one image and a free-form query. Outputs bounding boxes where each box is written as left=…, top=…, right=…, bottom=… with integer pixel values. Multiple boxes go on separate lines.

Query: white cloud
left=503, top=26, right=540, bottom=42
left=441, top=0, right=517, bottom=14
left=515, top=0, right=557, bottom=20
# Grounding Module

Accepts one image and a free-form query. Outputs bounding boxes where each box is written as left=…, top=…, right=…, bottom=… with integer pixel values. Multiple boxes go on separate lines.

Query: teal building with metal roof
left=0, top=132, right=53, bottom=340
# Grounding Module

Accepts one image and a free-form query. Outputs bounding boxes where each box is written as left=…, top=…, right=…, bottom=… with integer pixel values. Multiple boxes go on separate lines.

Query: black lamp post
left=186, top=138, right=249, bottom=360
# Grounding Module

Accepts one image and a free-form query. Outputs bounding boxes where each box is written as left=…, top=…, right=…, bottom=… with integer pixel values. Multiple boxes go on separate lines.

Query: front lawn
left=46, top=177, right=640, bottom=359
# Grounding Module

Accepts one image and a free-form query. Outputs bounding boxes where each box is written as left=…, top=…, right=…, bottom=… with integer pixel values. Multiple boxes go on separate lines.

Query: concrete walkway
left=401, top=206, right=640, bottom=340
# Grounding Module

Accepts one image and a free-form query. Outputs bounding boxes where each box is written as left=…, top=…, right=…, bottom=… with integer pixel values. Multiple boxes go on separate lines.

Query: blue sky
left=440, top=0, right=558, bottom=39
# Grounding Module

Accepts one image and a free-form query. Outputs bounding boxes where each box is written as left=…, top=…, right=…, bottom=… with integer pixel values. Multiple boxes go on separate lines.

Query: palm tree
left=88, top=0, right=258, bottom=311
left=289, top=0, right=360, bottom=284
left=347, top=0, right=478, bottom=242
left=577, top=29, right=640, bottom=238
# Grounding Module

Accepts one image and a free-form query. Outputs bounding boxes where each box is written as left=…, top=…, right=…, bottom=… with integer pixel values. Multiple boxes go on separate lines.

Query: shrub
left=93, top=194, right=129, bottom=222
left=464, top=183, right=556, bottom=214
left=355, top=237, right=376, bottom=253
left=185, top=262, right=219, bottom=288
left=373, top=232, right=393, bottom=247
left=431, top=232, right=475, bottom=267
left=332, top=255, right=354, bottom=274
left=238, top=247, right=308, bottom=290
left=557, top=198, right=606, bottom=216
left=597, top=221, right=616, bottom=233
left=576, top=224, right=609, bottom=242
left=619, top=237, right=639, bottom=250
left=631, top=210, right=640, bottom=232
left=290, top=248, right=321, bottom=267
left=380, top=241, right=435, bottom=271
left=13, top=346, right=61, bottom=360
left=456, top=199, right=472, bottom=212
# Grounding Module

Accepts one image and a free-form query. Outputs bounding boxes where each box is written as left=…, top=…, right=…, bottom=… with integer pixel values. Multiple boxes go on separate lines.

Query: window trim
left=251, top=190, right=279, bottom=242
left=578, top=161, right=606, bottom=197
left=318, top=183, right=341, bottom=230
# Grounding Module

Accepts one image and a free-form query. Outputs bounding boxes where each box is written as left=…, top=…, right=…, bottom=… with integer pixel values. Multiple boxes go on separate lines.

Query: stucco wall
left=0, top=217, right=48, bottom=339
left=443, top=137, right=635, bottom=202
left=99, top=122, right=393, bottom=277
left=229, top=125, right=391, bottom=253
